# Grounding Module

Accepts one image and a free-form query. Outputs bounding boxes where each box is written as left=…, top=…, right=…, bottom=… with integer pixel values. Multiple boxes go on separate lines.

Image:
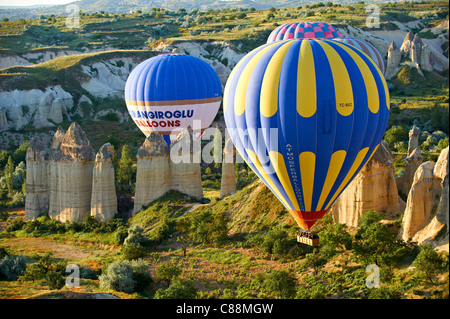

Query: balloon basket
left=297, top=231, right=320, bottom=247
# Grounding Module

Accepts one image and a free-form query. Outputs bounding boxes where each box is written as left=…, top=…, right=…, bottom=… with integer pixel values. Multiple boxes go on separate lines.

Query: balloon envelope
left=267, top=22, right=341, bottom=43
left=224, top=39, right=390, bottom=230
left=332, top=38, right=385, bottom=75
left=125, top=53, right=222, bottom=144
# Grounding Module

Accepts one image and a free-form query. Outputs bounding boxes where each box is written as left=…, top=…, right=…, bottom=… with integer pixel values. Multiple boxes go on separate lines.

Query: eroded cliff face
left=52, top=122, right=95, bottom=223
left=400, top=147, right=449, bottom=251
left=25, top=137, right=49, bottom=220
left=91, top=143, right=117, bottom=222
left=332, top=141, right=405, bottom=228
left=220, top=137, right=237, bottom=198
left=133, top=128, right=204, bottom=214
left=134, top=132, right=171, bottom=214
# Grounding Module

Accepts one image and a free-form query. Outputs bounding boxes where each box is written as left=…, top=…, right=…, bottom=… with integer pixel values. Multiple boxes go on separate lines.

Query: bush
left=154, top=278, right=198, bottom=299
left=263, top=270, right=297, bottom=299
left=383, top=125, right=409, bottom=151
left=0, top=254, right=27, bottom=281
left=99, top=260, right=135, bottom=293
left=123, top=225, right=148, bottom=246
left=155, top=261, right=181, bottom=287
left=46, top=270, right=65, bottom=290
left=260, top=228, right=291, bottom=257
left=120, top=243, right=147, bottom=260
left=99, top=259, right=151, bottom=293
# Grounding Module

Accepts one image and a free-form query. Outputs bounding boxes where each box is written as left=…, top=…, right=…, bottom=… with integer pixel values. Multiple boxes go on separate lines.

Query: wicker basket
left=297, top=234, right=320, bottom=246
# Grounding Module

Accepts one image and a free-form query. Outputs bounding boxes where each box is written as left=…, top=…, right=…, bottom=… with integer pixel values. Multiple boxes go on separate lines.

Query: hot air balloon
left=267, top=22, right=341, bottom=43
left=224, top=39, right=390, bottom=244
left=332, top=38, right=385, bottom=75
left=125, top=53, right=222, bottom=145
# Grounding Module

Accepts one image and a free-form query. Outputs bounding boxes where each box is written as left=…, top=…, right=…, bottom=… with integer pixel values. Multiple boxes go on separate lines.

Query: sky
left=0, top=0, right=75, bottom=7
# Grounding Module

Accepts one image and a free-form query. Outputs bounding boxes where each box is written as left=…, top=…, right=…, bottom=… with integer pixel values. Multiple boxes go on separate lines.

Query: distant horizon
left=0, top=0, right=75, bottom=8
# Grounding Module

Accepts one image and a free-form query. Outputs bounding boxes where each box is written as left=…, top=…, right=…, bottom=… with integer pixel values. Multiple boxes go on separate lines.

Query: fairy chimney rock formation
left=48, top=126, right=66, bottom=218
left=170, top=126, right=203, bottom=200
left=91, top=143, right=118, bottom=222
left=133, top=132, right=170, bottom=213
left=332, top=141, right=404, bottom=228
left=400, top=31, right=415, bottom=54
left=400, top=160, right=443, bottom=243
left=53, top=122, right=95, bottom=222
left=25, top=137, right=50, bottom=220
left=134, top=127, right=204, bottom=214
left=408, top=125, right=421, bottom=155
left=220, top=137, right=237, bottom=197
left=385, top=41, right=402, bottom=80
left=397, top=148, right=423, bottom=197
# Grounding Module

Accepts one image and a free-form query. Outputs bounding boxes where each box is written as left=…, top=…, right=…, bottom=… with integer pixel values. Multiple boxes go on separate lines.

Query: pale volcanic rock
left=404, top=147, right=449, bottom=251
left=133, top=132, right=170, bottom=214
left=385, top=41, right=402, bottom=80
left=53, top=122, right=95, bottom=223
left=397, top=148, right=423, bottom=197
left=400, top=161, right=442, bottom=242
left=408, top=125, right=421, bottom=155
left=90, top=143, right=118, bottom=222
left=48, top=127, right=65, bottom=219
left=25, top=137, right=50, bottom=220
left=220, top=137, right=237, bottom=197
left=169, top=126, right=203, bottom=200
left=332, top=141, right=404, bottom=228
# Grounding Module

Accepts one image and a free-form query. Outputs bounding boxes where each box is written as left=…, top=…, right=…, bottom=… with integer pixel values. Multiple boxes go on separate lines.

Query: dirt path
left=0, top=237, right=113, bottom=260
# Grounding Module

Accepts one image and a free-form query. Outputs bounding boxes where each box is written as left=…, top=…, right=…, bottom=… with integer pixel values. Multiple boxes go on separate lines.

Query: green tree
left=353, top=214, right=412, bottom=266
left=383, top=125, right=409, bottom=151
left=4, top=156, right=14, bottom=197
left=155, top=261, right=182, bottom=287
left=264, top=270, right=297, bottom=299
left=260, top=228, right=290, bottom=258
left=12, top=141, right=29, bottom=164
left=319, top=223, right=352, bottom=258
left=413, top=244, right=444, bottom=284
left=116, top=145, right=134, bottom=194
left=154, top=278, right=198, bottom=299
left=302, top=250, right=328, bottom=276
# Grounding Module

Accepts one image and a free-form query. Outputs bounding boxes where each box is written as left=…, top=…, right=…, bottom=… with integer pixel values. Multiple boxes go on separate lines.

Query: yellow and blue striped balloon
left=223, top=39, right=390, bottom=230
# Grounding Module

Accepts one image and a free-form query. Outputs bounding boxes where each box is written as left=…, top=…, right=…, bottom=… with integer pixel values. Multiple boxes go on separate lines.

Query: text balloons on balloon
left=124, top=53, right=222, bottom=145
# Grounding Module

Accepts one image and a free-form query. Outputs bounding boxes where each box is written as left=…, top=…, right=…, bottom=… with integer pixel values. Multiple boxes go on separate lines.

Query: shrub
left=260, top=228, right=291, bottom=257
left=99, top=260, right=135, bottom=293
left=263, top=270, right=297, bottom=299
left=120, top=243, right=147, bottom=260
left=45, top=270, right=65, bottom=290
left=99, top=259, right=151, bottom=293
left=123, top=225, right=148, bottom=246
left=413, top=244, right=445, bottom=284
left=0, top=254, right=27, bottom=281
left=155, top=261, right=181, bottom=287
left=154, top=278, right=198, bottom=299
left=383, top=125, right=409, bottom=151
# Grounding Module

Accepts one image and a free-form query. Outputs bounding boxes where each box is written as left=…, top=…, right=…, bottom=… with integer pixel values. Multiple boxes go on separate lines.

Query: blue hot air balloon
left=224, top=39, right=390, bottom=231
left=125, top=53, right=222, bottom=145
